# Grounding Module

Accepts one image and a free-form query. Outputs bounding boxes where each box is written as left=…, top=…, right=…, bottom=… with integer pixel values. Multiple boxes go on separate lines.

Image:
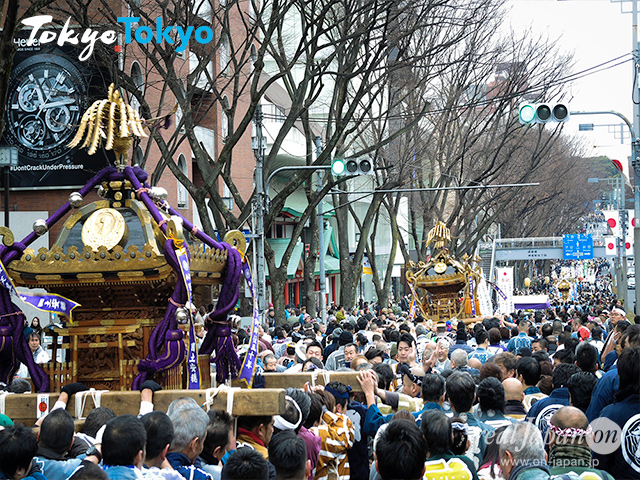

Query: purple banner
left=20, top=293, right=81, bottom=321
left=187, top=319, right=200, bottom=389
left=485, top=279, right=507, bottom=300
left=1, top=259, right=81, bottom=321
left=176, top=246, right=193, bottom=304
left=238, top=260, right=260, bottom=387
left=468, top=276, right=476, bottom=316
left=175, top=245, right=199, bottom=389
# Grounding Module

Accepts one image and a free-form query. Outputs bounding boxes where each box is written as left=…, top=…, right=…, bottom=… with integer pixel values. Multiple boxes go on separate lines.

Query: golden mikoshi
left=67, top=84, right=147, bottom=161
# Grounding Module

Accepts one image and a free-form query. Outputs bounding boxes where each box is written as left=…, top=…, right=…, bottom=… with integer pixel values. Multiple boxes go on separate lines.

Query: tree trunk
left=303, top=208, right=319, bottom=317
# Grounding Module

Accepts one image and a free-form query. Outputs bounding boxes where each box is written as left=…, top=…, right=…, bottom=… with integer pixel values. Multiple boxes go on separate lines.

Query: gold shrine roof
left=6, top=196, right=227, bottom=288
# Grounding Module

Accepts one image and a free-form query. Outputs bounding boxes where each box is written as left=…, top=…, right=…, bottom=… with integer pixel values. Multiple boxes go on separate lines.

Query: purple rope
left=132, top=240, right=188, bottom=389
left=0, top=288, right=49, bottom=391
left=123, top=166, right=243, bottom=382
left=208, top=321, right=240, bottom=385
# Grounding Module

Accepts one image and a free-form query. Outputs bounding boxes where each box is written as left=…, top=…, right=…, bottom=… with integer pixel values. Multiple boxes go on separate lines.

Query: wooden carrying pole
left=2, top=388, right=287, bottom=426
left=257, top=371, right=363, bottom=392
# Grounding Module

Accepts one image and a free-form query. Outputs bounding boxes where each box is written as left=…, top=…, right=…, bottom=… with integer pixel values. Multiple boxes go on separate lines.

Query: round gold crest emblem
left=434, top=262, right=447, bottom=274
left=81, top=208, right=128, bottom=251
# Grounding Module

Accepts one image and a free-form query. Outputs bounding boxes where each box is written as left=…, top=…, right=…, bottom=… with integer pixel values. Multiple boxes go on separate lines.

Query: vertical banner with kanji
left=476, top=276, right=493, bottom=316
left=238, top=260, right=260, bottom=387
left=176, top=245, right=200, bottom=389
left=495, top=267, right=515, bottom=314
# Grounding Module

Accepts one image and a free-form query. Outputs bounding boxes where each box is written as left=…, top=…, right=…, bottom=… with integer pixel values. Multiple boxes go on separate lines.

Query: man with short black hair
left=34, top=409, right=87, bottom=479
left=199, top=410, right=235, bottom=480
left=324, top=331, right=353, bottom=371
left=566, top=372, right=597, bottom=413
left=268, top=431, right=309, bottom=480
left=508, top=319, right=532, bottom=354
left=140, top=411, right=181, bottom=480
left=516, top=357, right=546, bottom=411
left=221, top=448, right=269, bottom=480
left=0, top=424, right=43, bottom=480
left=470, top=330, right=490, bottom=364
left=574, top=342, right=598, bottom=374
left=78, top=407, right=116, bottom=447
left=526, top=363, right=581, bottom=432
left=236, top=415, right=274, bottom=460
left=375, top=419, right=426, bottom=480
left=102, top=414, right=147, bottom=480
left=445, top=372, right=493, bottom=469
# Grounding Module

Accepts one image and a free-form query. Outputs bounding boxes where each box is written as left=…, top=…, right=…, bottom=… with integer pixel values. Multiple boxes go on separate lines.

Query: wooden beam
left=5, top=388, right=287, bottom=426
left=255, top=371, right=363, bottom=392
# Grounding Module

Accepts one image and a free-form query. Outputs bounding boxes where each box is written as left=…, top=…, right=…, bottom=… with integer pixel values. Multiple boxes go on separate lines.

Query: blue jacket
left=586, top=367, right=619, bottom=422
left=362, top=402, right=442, bottom=437
left=34, top=446, right=84, bottom=480
left=166, top=453, right=212, bottom=480
left=458, top=411, right=493, bottom=470
left=345, top=401, right=369, bottom=480
left=593, top=393, right=640, bottom=480
left=103, top=465, right=142, bottom=480
left=507, top=333, right=532, bottom=354
left=525, top=388, right=570, bottom=431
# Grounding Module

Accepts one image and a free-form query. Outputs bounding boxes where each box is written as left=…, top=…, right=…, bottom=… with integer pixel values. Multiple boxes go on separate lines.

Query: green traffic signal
left=331, top=158, right=346, bottom=175
left=519, top=102, right=570, bottom=124
left=519, top=104, right=535, bottom=124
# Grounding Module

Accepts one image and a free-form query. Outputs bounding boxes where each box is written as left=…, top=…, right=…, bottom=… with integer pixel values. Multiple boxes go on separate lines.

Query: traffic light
left=331, top=157, right=373, bottom=176
left=518, top=103, right=570, bottom=124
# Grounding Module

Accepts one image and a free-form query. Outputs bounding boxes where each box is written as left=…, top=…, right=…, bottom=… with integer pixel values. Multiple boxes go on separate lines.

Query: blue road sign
left=563, top=234, right=594, bottom=260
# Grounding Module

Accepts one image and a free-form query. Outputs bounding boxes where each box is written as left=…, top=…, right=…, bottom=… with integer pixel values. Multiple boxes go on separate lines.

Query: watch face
left=5, top=53, right=88, bottom=161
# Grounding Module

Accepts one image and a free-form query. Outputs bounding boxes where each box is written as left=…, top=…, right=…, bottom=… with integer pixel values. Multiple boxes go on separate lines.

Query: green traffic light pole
left=572, top=109, right=634, bottom=307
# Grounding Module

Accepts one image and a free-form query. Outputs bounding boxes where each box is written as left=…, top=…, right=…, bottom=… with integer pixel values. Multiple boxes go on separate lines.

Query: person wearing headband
left=548, top=406, right=614, bottom=480
left=600, top=307, right=626, bottom=363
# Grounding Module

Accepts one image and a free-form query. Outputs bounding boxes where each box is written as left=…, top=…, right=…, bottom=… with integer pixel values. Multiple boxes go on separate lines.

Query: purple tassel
left=208, top=321, right=240, bottom=385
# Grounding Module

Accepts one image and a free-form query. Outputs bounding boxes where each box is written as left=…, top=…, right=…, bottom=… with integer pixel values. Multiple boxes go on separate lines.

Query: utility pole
left=253, top=105, right=266, bottom=315
left=316, top=136, right=327, bottom=322
left=632, top=0, right=640, bottom=314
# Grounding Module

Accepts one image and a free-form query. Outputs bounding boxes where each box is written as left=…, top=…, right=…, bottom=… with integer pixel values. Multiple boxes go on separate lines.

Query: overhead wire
left=259, top=52, right=633, bottom=123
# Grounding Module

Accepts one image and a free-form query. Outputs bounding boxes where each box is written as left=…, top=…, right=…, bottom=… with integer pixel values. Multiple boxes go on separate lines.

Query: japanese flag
left=628, top=210, right=636, bottom=233
left=626, top=237, right=634, bottom=257
left=604, top=236, right=617, bottom=256
left=603, top=211, right=621, bottom=237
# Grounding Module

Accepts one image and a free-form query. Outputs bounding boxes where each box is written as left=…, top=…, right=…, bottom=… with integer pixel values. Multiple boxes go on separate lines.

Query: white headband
left=611, top=308, right=626, bottom=316
left=273, top=395, right=303, bottom=431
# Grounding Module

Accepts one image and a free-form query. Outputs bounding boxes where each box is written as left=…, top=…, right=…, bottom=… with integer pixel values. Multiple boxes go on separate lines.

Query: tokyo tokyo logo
left=20, top=15, right=215, bottom=62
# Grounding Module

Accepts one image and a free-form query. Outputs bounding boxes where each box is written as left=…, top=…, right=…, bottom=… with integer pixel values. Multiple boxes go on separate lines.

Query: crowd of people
left=1, top=296, right=639, bottom=480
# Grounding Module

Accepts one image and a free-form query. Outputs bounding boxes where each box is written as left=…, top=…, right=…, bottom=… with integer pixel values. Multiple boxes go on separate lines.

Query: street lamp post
left=573, top=110, right=636, bottom=308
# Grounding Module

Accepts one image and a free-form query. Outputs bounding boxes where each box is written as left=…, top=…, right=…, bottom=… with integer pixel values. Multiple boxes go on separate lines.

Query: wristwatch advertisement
left=2, top=32, right=113, bottom=188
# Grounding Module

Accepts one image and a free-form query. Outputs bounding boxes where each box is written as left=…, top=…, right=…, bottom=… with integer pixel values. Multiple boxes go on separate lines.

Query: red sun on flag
left=608, top=243, right=615, bottom=250
left=608, top=218, right=617, bottom=228
left=626, top=242, right=631, bottom=249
